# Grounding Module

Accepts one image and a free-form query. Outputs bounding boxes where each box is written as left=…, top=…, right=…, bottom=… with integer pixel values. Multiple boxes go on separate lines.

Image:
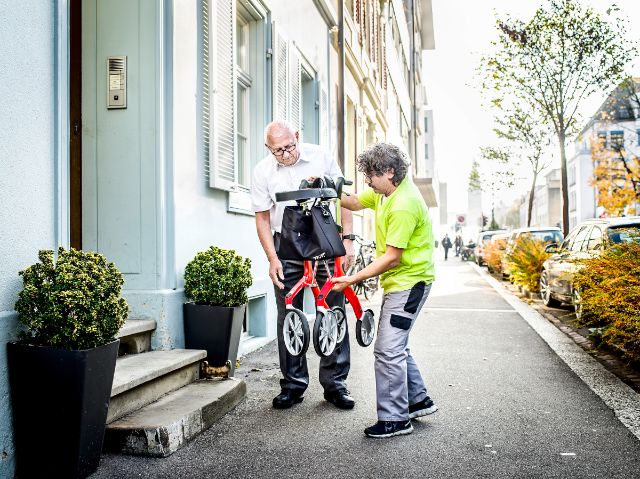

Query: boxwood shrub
left=184, top=246, right=252, bottom=307
left=15, top=247, right=128, bottom=350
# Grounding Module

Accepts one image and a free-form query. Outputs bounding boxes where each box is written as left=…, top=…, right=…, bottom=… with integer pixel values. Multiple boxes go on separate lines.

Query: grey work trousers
left=273, top=256, right=351, bottom=394
left=374, top=281, right=432, bottom=421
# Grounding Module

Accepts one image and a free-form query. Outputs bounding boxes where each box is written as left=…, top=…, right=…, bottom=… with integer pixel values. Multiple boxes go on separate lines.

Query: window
left=424, top=115, right=428, bottom=133
left=597, top=131, right=607, bottom=149
left=201, top=0, right=267, bottom=196
left=636, top=129, right=640, bottom=147
left=236, top=14, right=251, bottom=187
left=569, top=191, right=576, bottom=212
left=587, top=226, right=603, bottom=250
left=570, top=225, right=591, bottom=252
left=568, top=165, right=576, bottom=186
left=424, top=145, right=429, bottom=160
left=610, top=130, right=624, bottom=150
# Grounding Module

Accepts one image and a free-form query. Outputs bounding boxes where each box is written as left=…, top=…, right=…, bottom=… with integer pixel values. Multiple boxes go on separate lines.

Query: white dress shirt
left=251, top=143, right=343, bottom=233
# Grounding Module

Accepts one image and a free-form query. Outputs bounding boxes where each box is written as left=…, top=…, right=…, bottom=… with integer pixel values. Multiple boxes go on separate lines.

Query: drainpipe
left=408, top=0, right=417, bottom=167
left=337, top=0, right=345, bottom=170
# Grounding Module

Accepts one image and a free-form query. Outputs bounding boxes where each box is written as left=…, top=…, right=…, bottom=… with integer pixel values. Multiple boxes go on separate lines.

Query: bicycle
left=346, top=234, right=379, bottom=300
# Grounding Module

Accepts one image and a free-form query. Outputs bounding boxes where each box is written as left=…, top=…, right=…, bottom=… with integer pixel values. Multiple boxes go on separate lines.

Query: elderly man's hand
left=342, top=240, right=355, bottom=271
left=269, top=257, right=285, bottom=289
left=331, top=275, right=355, bottom=292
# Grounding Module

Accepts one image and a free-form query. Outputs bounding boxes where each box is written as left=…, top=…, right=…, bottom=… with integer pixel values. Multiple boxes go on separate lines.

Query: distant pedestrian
left=333, top=142, right=438, bottom=438
left=454, top=235, right=462, bottom=257
left=442, top=234, right=452, bottom=260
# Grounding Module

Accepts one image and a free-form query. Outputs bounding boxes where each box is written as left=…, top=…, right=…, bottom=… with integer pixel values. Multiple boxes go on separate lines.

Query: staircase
left=103, top=320, right=246, bottom=457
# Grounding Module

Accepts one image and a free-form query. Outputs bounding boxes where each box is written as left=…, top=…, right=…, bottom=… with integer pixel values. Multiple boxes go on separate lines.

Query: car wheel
left=540, top=270, right=561, bottom=307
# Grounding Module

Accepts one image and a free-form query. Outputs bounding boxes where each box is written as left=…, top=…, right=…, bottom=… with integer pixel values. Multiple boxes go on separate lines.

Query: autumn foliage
left=590, top=136, right=640, bottom=217
left=484, top=237, right=508, bottom=274
left=505, top=235, right=551, bottom=292
left=572, top=241, right=640, bottom=362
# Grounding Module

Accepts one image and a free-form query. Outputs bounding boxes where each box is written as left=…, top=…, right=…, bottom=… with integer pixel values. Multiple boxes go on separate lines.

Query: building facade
left=519, top=169, right=562, bottom=228
left=0, top=1, right=435, bottom=473
left=568, top=78, right=640, bottom=229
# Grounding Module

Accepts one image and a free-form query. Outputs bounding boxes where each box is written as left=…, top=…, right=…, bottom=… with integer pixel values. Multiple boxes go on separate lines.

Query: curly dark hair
left=356, top=142, right=410, bottom=186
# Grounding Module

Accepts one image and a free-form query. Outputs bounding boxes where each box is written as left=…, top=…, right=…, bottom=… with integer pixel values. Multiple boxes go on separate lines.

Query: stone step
left=117, top=319, right=157, bottom=355
left=104, top=378, right=246, bottom=457
left=108, top=349, right=206, bottom=424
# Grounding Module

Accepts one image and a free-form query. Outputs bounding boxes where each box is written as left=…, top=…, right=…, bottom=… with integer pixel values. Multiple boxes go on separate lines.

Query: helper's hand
left=342, top=240, right=355, bottom=271
left=331, top=275, right=354, bottom=292
left=269, top=257, right=285, bottom=290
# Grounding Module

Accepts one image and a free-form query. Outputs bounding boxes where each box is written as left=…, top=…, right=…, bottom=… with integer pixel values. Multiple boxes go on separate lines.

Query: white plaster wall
left=172, top=1, right=277, bottom=347
left=0, top=1, right=57, bottom=475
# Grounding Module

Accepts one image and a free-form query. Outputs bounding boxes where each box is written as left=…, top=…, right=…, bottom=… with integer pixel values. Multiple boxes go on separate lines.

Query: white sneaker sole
left=409, top=404, right=438, bottom=419
left=365, top=425, right=414, bottom=438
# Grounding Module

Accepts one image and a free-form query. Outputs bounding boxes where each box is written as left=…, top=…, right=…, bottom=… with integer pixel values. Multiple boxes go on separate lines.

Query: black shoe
left=364, top=420, right=413, bottom=438
left=409, top=396, right=438, bottom=419
left=272, top=389, right=304, bottom=409
left=324, top=390, right=355, bottom=409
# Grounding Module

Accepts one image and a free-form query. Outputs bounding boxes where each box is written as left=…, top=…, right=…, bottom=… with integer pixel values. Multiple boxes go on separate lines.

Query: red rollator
left=275, top=177, right=376, bottom=358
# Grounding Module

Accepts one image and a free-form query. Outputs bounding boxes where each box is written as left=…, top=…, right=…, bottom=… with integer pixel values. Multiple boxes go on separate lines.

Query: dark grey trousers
left=274, top=257, right=351, bottom=394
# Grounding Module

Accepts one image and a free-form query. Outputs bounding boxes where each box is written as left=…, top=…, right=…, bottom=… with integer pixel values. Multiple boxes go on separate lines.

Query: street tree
left=479, top=0, right=636, bottom=234
left=478, top=146, right=513, bottom=230
left=493, top=105, right=552, bottom=227
left=468, top=160, right=482, bottom=192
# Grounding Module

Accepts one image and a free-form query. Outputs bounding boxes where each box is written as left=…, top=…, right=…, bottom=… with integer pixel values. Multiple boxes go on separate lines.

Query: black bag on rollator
left=278, top=204, right=346, bottom=261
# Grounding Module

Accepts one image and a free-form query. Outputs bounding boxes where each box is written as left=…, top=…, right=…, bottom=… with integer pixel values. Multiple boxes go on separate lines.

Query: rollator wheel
left=313, top=310, right=338, bottom=357
left=283, top=308, right=310, bottom=357
left=332, top=306, right=347, bottom=345
left=356, top=309, right=376, bottom=347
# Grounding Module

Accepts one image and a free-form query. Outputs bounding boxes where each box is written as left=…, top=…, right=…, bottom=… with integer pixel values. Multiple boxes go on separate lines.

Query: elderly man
left=333, top=142, right=438, bottom=438
left=251, top=120, right=356, bottom=410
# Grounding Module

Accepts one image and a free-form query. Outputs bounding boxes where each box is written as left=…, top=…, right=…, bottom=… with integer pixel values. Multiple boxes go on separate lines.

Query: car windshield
left=526, top=230, right=563, bottom=244
left=608, top=226, right=640, bottom=243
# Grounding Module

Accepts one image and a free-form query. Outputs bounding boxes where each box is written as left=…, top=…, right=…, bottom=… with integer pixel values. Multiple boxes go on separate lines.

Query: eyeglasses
left=266, top=142, right=297, bottom=157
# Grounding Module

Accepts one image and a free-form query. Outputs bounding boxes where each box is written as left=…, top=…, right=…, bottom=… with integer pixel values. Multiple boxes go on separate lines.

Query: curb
left=471, top=263, right=640, bottom=441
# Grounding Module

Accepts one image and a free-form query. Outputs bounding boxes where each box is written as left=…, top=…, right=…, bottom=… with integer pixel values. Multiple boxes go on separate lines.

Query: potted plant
left=183, top=246, right=252, bottom=377
left=7, top=247, right=128, bottom=479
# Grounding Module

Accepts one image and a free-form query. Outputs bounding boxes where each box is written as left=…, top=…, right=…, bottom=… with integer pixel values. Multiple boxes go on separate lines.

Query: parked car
left=540, top=217, right=640, bottom=318
left=502, top=226, right=564, bottom=278
left=474, top=229, right=507, bottom=266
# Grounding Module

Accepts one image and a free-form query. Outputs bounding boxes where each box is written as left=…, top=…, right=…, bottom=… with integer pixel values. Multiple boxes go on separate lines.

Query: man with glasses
left=251, top=120, right=356, bottom=410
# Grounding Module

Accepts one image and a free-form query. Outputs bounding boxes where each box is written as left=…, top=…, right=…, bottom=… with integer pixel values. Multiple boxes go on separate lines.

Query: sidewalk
left=92, top=259, right=640, bottom=478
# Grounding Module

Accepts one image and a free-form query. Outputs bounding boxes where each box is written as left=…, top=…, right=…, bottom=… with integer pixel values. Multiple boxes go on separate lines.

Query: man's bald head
left=264, top=120, right=296, bottom=144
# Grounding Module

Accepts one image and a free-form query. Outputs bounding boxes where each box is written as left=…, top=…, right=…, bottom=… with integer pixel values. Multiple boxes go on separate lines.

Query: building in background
left=518, top=169, right=562, bottom=228
left=0, top=1, right=437, bottom=474
left=568, top=78, right=640, bottom=229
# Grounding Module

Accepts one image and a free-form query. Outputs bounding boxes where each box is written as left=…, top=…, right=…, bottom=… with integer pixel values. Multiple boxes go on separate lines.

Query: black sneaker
left=409, top=396, right=438, bottom=419
left=364, top=420, right=413, bottom=438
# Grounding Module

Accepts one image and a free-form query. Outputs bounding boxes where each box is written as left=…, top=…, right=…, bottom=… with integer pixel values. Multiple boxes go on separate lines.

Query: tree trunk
left=558, top=130, right=570, bottom=235
left=527, top=173, right=537, bottom=227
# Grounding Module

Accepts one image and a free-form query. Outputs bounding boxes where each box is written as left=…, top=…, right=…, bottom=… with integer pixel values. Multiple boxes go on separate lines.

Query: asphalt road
left=92, top=259, right=640, bottom=479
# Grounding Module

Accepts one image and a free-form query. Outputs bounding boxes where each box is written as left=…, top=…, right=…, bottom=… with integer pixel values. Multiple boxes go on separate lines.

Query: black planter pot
left=7, top=339, right=119, bottom=479
left=183, top=303, right=246, bottom=376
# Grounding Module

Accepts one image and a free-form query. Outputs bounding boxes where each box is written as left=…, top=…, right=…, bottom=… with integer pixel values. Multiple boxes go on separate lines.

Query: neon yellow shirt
left=358, top=178, right=435, bottom=292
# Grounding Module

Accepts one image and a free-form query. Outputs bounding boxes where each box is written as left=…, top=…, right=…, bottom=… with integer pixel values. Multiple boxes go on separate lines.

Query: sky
left=423, top=0, right=640, bottom=217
